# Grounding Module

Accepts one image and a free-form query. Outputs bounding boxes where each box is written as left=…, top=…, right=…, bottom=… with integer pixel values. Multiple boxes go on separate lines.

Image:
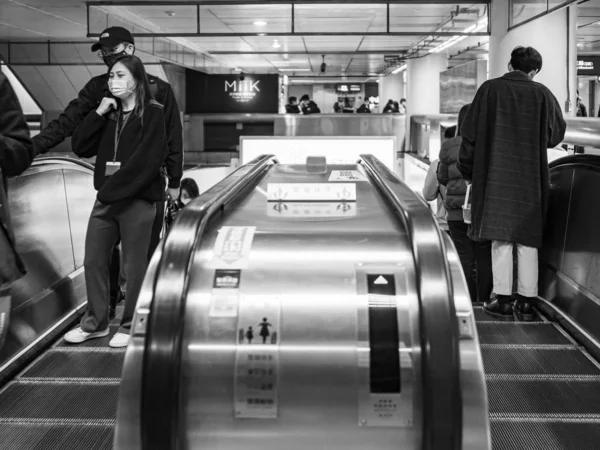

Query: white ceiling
left=1, top=1, right=490, bottom=76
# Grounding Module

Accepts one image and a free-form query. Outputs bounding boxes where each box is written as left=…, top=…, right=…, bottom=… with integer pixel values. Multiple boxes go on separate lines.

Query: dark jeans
left=447, top=220, right=493, bottom=303
left=147, top=200, right=165, bottom=261
left=81, top=199, right=155, bottom=334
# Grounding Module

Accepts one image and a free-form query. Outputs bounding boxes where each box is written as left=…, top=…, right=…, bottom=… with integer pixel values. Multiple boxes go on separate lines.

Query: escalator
left=0, top=154, right=599, bottom=450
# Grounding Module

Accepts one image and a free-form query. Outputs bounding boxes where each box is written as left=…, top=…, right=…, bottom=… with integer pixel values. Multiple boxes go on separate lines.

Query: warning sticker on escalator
left=328, top=170, right=367, bottom=182
left=213, top=226, right=256, bottom=269
left=234, top=295, right=281, bottom=419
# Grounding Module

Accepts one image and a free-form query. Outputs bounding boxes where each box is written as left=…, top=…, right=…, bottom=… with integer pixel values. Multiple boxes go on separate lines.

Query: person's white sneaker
left=109, top=332, right=130, bottom=348
left=64, top=327, right=109, bottom=344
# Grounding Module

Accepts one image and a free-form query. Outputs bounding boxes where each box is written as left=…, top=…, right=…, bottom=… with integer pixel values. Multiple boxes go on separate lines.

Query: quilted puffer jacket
left=437, top=135, right=467, bottom=222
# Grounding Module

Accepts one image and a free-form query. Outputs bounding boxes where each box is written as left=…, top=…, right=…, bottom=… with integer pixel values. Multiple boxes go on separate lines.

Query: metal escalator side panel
left=441, top=232, right=491, bottom=450
left=178, top=162, right=422, bottom=449
left=138, top=155, right=277, bottom=450
left=114, top=244, right=162, bottom=450
left=359, top=154, right=463, bottom=450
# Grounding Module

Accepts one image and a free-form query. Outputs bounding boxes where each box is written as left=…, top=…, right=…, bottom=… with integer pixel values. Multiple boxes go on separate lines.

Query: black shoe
left=483, top=295, right=514, bottom=320
left=108, top=306, right=116, bottom=320
left=513, top=296, right=535, bottom=322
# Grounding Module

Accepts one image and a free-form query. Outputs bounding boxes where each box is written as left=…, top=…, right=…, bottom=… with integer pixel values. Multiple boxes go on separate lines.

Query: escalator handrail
left=549, top=153, right=600, bottom=169
left=32, top=154, right=95, bottom=172
left=140, top=154, right=277, bottom=450
left=359, top=154, right=462, bottom=450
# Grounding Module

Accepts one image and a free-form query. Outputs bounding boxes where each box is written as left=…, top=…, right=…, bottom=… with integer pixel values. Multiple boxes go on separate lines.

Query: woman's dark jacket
left=0, top=73, right=34, bottom=287
left=72, top=103, right=167, bottom=205
left=437, top=136, right=467, bottom=222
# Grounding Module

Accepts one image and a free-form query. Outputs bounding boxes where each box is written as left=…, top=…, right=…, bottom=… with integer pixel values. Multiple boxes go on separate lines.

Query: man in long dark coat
left=457, top=46, right=566, bottom=321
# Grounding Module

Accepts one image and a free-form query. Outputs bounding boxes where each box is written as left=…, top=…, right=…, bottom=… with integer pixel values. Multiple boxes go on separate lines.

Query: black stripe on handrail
left=359, top=154, right=462, bottom=450
left=140, top=154, right=277, bottom=450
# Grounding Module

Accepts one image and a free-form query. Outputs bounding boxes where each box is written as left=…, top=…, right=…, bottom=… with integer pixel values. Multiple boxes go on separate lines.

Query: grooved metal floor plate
left=0, top=383, right=119, bottom=419
left=56, top=325, right=120, bottom=348
left=487, top=379, right=600, bottom=415
left=473, top=307, right=541, bottom=323
left=482, top=347, right=600, bottom=376
left=477, top=322, right=571, bottom=346
left=490, top=421, right=600, bottom=450
left=0, top=424, right=114, bottom=450
left=21, top=351, right=125, bottom=379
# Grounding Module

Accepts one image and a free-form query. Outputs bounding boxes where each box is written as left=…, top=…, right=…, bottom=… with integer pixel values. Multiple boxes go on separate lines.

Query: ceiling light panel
left=294, top=3, right=387, bottom=34
left=199, top=4, right=290, bottom=34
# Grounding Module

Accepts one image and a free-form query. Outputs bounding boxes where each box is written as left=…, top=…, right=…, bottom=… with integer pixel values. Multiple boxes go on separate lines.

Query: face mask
left=102, top=50, right=127, bottom=68
left=109, top=78, right=135, bottom=98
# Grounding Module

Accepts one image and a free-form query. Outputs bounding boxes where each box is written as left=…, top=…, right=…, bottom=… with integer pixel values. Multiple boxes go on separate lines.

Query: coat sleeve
left=437, top=150, right=450, bottom=186
left=97, top=105, right=167, bottom=204
left=160, top=83, right=183, bottom=189
left=423, top=160, right=440, bottom=202
left=0, top=74, right=34, bottom=177
left=547, top=93, right=567, bottom=149
left=71, top=110, right=108, bottom=158
left=457, top=84, right=485, bottom=181
left=31, top=77, right=101, bottom=156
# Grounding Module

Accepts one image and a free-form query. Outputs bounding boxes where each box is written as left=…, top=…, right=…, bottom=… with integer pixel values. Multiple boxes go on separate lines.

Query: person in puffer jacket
left=437, top=103, right=492, bottom=303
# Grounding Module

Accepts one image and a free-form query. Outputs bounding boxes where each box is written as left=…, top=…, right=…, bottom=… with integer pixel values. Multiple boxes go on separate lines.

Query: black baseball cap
left=91, top=27, right=135, bottom=52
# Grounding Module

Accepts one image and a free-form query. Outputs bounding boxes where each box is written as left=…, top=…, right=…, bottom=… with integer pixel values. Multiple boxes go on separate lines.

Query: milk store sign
left=225, top=79, right=261, bottom=103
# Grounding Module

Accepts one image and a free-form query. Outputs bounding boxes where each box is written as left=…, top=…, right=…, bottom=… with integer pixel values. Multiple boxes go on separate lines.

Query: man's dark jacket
left=457, top=71, right=567, bottom=248
left=0, top=73, right=34, bottom=287
left=32, top=73, right=183, bottom=189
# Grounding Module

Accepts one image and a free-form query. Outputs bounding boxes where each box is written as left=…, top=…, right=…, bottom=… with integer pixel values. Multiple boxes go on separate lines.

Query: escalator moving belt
left=0, top=311, right=125, bottom=450
left=474, top=306, right=600, bottom=450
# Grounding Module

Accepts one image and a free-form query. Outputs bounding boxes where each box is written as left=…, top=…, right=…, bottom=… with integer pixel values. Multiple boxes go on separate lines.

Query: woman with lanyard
left=67, top=55, right=167, bottom=348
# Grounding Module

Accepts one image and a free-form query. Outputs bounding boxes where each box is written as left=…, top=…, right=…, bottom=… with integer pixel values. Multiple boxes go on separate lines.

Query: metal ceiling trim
left=87, top=1, right=491, bottom=5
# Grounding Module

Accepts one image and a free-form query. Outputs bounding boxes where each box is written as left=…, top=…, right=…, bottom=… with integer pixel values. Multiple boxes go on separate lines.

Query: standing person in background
left=65, top=55, right=168, bottom=348
left=438, top=104, right=492, bottom=303
left=356, top=97, right=371, bottom=113
left=299, top=95, right=320, bottom=115
left=342, top=97, right=354, bottom=113
left=457, top=46, right=566, bottom=321
left=422, top=158, right=448, bottom=233
left=30, top=26, right=183, bottom=315
left=285, top=96, right=300, bottom=114
left=0, top=72, right=35, bottom=349
left=398, top=98, right=407, bottom=115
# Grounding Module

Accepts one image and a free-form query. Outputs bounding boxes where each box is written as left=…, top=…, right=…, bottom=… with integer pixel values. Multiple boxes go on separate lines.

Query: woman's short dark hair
left=300, top=94, right=310, bottom=102
left=110, top=55, right=159, bottom=123
left=400, top=98, right=406, bottom=104
left=510, top=46, right=543, bottom=74
left=180, top=178, right=199, bottom=200
left=288, top=96, right=297, bottom=104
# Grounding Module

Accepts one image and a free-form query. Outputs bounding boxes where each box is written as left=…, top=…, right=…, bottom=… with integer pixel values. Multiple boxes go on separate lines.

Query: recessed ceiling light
left=165, top=10, right=176, bottom=17
left=254, top=20, right=267, bottom=26
left=258, top=33, right=266, bottom=36
left=272, top=40, right=282, bottom=49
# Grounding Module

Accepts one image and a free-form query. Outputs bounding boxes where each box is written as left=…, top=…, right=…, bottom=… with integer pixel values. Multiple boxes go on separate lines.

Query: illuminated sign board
left=186, top=71, right=279, bottom=113
left=336, top=84, right=362, bottom=94
left=577, top=56, right=600, bottom=76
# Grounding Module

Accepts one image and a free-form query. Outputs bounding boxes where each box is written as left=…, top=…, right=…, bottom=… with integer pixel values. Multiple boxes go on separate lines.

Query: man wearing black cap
left=32, top=26, right=183, bottom=316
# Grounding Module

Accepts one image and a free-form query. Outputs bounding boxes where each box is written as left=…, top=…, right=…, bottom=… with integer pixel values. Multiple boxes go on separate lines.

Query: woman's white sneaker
left=109, top=332, right=130, bottom=348
left=64, top=327, right=109, bottom=344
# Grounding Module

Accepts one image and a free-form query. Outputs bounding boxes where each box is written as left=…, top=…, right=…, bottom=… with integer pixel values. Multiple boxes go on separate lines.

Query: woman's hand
left=96, top=97, right=117, bottom=116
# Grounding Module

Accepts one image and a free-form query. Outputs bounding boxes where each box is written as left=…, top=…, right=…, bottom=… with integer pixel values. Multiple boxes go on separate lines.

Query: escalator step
left=490, top=420, right=600, bottom=450
left=473, top=307, right=541, bottom=323
left=487, top=379, right=600, bottom=416
left=477, top=322, right=571, bottom=346
left=55, top=325, right=120, bottom=348
left=482, top=347, right=600, bottom=376
left=0, top=424, right=113, bottom=450
left=0, top=383, right=118, bottom=420
left=20, top=351, right=125, bottom=379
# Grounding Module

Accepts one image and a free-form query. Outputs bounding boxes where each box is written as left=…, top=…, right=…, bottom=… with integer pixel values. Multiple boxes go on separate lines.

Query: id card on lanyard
left=106, top=110, right=131, bottom=176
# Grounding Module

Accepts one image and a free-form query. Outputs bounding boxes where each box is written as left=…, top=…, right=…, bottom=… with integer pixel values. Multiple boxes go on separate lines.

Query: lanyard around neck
left=113, top=109, right=132, bottom=162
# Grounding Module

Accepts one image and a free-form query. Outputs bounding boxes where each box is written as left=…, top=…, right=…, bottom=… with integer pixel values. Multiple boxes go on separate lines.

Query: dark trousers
left=0, top=286, right=10, bottom=348
left=447, top=220, right=493, bottom=303
left=147, top=200, right=165, bottom=261
left=81, top=199, right=155, bottom=334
